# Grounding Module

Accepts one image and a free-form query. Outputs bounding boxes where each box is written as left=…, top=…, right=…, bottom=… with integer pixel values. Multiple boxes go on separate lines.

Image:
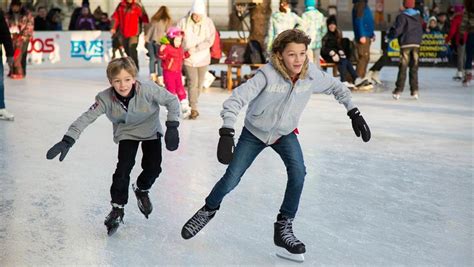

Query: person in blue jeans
left=181, top=29, right=371, bottom=263
left=0, top=11, right=15, bottom=121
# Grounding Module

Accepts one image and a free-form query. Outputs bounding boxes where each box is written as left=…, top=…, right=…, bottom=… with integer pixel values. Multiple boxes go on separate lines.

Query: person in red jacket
left=110, top=0, right=149, bottom=69
left=159, top=27, right=191, bottom=118
left=446, top=4, right=467, bottom=81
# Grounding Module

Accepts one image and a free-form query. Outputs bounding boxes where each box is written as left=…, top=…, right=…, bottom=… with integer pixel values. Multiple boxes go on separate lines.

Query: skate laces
left=278, top=217, right=303, bottom=247
left=185, top=209, right=216, bottom=235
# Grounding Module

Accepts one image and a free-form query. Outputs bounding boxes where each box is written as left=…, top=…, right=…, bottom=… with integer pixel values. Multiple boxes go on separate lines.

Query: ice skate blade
left=276, top=247, right=305, bottom=263
left=0, top=117, right=14, bottom=121
left=106, top=223, right=120, bottom=236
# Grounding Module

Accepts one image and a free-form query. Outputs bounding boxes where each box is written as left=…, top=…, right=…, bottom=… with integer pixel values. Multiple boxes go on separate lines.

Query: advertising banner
left=25, top=31, right=147, bottom=69
left=387, top=32, right=451, bottom=64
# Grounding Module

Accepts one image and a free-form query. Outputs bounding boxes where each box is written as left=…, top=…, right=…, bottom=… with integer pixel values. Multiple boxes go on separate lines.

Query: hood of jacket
left=269, top=52, right=309, bottom=82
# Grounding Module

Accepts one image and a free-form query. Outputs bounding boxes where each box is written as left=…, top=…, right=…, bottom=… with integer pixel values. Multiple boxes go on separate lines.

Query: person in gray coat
left=180, top=29, right=371, bottom=263
left=46, top=57, right=181, bottom=236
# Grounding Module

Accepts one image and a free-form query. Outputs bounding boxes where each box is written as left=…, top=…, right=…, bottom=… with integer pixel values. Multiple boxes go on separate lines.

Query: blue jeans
left=0, top=56, right=5, bottom=109
left=205, top=127, right=307, bottom=218
left=465, top=32, right=474, bottom=71
left=146, top=42, right=162, bottom=76
left=338, top=58, right=358, bottom=82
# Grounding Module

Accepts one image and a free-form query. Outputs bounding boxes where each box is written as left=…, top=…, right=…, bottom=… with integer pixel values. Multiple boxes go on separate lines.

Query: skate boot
left=463, top=71, right=472, bottom=87
left=180, top=99, right=191, bottom=119
left=150, top=73, right=158, bottom=82
left=354, top=77, right=373, bottom=91
left=0, top=109, right=15, bottom=121
left=189, top=109, right=199, bottom=120
left=453, top=71, right=463, bottom=81
left=104, top=204, right=124, bottom=236
left=274, top=214, right=306, bottom=263
left=411, top=91, right=419, bottom=100
left=367, top=70, right=382, bottom=84
left=181, top=205, right=218, bottom=239
left=132, top=183, right=153, bottom=219
left=157, top=76, right=165, bottom=87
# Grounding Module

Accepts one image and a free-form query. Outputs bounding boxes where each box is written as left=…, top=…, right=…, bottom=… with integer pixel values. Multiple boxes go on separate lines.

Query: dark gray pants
left=394, top=47, right=419, bottom=95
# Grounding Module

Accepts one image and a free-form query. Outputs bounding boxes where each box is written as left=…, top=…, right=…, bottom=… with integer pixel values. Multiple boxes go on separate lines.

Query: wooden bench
left=225, top=62, right=338, bottom=91
left=225, top=63, right=264, bottom=91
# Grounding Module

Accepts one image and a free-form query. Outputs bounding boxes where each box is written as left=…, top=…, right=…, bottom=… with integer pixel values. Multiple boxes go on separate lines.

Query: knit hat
left=166, top=26, right=184, bottom=38
left=305, top=0, right=316, bottom=7
left=326, top=15, right=337, bottom=26
left=453, top=4, right=464, bottom=13
left=191, top=0, right=206, bottom=16
left=10, top=0, right=22, bottom=6
left=404, top=0, right=415, bottom=8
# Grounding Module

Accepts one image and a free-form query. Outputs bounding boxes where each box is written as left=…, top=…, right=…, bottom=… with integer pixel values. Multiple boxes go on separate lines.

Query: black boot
left=181, top=205, right=218, bottom=239
left=274, top=214, right=306, bottom=262
left=133, top=183, right=153, bottom=219
left=104, top=205, right=124, bottom=236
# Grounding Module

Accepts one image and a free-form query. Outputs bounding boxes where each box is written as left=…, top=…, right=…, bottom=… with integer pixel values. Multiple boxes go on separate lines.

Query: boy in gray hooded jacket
left=180, top=29, right=371, bottom=262
left=46, top=57, right=181, bottom=236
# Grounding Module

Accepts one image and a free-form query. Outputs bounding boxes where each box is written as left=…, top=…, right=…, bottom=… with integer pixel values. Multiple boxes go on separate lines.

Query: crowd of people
left=1, top=0, right=473, bottom=120
left=0, top=0, right=472, bottom=263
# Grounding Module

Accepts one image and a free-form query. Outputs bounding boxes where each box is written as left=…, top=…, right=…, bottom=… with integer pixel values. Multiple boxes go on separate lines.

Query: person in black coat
left=321, top=16, right=368, bottom=88
left=34, top=6, right=50, bottom=31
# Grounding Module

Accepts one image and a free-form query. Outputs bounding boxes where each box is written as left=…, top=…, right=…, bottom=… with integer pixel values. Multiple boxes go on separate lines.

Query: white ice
left=0, top=66, right=472, bottom=265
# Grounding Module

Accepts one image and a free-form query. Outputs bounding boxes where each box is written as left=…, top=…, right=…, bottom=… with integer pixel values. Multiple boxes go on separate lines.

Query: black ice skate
left=274, top=214, right=306, bottom=263
left=133, top=183, right=152, bottom=219
left=104, top=206, right=124, bottom=236
left=181, top=205, right=218, bottom=239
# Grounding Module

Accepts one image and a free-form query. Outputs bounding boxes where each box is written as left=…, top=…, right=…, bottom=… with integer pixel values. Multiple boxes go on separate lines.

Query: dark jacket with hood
left=321, top=30, right=343, bottom=63
left=388, top=8, right=423, bottom=47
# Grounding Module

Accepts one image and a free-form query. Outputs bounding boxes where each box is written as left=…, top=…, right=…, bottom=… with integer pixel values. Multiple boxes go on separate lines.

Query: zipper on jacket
left=266, top=81, right=295, bottom=144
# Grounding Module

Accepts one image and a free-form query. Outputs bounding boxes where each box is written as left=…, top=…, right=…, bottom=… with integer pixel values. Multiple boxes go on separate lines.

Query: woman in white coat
left=177, top=0, right=216, bottom=119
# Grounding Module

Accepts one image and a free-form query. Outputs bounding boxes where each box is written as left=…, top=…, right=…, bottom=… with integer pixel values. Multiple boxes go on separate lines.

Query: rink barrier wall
left=2, top=31, right=384, bottom=69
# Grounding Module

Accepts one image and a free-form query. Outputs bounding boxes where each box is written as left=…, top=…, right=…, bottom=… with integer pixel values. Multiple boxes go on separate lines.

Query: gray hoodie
left=221, top=56, right=356, bottom=145
left=65, top=80, right=180, bottom=144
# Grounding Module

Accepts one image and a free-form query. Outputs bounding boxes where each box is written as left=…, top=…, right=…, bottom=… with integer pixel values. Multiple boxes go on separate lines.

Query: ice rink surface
left=0, top=66, right=472, bottom=266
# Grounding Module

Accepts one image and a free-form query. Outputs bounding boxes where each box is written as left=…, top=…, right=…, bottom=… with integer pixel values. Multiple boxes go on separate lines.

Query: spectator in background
left=210, top=29, right=222, bottom=64
left=302, top=0, right=326, bottom=68
left=446, top=4, right=466, bottom=81
left=460, top=0, right=473, bottom=86
left=266, top=0, right=303, bottom=53
left=436, top=12, right=450, bottom=34
left=69, top=0, right=89, bottom=30
left=144, top=5, right=171, bottom=84
left=352, top=0, right=375, bottom=80
left=388, top=0, right=423, bottom=100
left=75, top=6, right=95, bottom=30
left=47, top=7, right=63, bottom=31
left=0, top=10, right=15, bottom=121
left=425, top=16, right=440, bottom=33
left=321, top=16, right=369, bottom=89
left=111, top=0, right=149, bottom=69
left=177, top=0, right=216, bottom=120
left=34, top=6, right=50, bottom=31
left=96, top=12, right=111, bottom=31
left=5, top=0, right=34, bottom=79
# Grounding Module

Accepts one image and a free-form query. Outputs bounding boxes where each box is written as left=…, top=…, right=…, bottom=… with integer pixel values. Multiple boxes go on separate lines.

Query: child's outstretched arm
left=217, top=71, right=267, bottom=164
left=153, top=84, right=181, bottom=151
left=315, top=71, right=371, bottom=142
left=46, top=95, right=107, bottom=161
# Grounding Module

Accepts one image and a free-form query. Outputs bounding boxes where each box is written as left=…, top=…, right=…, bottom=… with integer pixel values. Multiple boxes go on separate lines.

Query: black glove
left=217, top=128, right=235, bottom=165
left=46, top=135, right=75, bottom=161
left=459, top=37, right=465, bottom=46
left=347, top=108, right=371, bottom=142
left=165, top=121, right=179, bottom=151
